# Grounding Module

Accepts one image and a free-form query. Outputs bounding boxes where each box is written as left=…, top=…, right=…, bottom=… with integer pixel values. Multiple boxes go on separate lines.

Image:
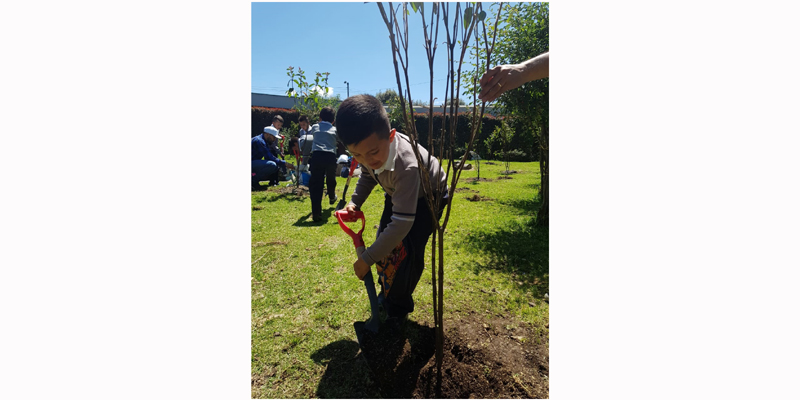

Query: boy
left=336, top=94, right=448, bottom=326
left=251, top=116, right=293, bottom=190
left=308, top=107, right=339, bottom=221
left=298, top=116, right=314, bottom=169
left=297, top=115, right=310, bottom=138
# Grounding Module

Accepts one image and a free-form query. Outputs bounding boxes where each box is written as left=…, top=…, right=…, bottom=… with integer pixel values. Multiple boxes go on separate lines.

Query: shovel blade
left=353, top=317, right=380, bottom=348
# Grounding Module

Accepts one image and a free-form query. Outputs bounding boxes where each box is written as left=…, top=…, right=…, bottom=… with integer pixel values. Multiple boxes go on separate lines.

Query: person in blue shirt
left=252, top=115, right=294, bottom=191
left=308, top=107, right=339, bottom=221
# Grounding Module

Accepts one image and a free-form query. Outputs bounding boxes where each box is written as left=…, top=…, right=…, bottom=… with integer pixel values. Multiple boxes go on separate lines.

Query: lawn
left=251, top=160, right=549, bottom=398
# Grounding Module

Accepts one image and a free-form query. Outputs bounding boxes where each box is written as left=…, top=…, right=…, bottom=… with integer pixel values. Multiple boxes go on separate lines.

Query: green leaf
left=464, top=7, right=473, bottom=30
left=478, top=10, right=486, bottom=22
left=410, top=2, right=418, bottom=12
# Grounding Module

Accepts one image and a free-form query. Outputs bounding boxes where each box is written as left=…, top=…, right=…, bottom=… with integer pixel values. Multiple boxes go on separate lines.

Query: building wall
left=252, top=93, right=301, bottom=109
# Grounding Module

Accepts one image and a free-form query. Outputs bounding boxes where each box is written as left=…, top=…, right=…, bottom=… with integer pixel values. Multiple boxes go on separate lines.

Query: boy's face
left=347, top=129, right=396, bottom=170
left=273, top=121, right=283, bottom=130
left=299, top=121, right=308, bottom=131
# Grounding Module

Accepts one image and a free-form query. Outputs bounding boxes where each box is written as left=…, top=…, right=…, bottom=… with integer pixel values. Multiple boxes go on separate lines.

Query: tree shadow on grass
left=265, top=192, right=307, bottom=203
left=311, top=320, right=435, bottom=398
left=464, top=196, right=549, bottom=298
left=310, top=339, right=379, bottom=398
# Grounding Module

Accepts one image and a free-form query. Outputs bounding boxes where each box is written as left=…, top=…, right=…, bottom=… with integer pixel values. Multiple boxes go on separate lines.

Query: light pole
left=344, top=81, right=350, bottom=98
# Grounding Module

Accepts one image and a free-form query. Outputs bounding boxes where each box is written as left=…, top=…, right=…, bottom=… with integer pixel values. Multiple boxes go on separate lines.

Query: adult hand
left=478, top=63, right=528, bottom=103
left=479, top=52, right=549, bottom=103
left=286, top=163, right=295, bottom=170
left=344, top=203, right=357, bottom=217
left=353, top=256, right=369, bottom=280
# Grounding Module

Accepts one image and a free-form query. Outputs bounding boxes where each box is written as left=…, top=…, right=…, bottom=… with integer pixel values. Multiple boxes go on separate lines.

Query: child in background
left=308, top=107, right=339, bottom=221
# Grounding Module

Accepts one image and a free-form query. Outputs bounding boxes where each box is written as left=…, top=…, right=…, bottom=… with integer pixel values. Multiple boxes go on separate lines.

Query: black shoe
left=312, top=215, right=322, bottom=222
left=329, top=195, right=338, bottom=205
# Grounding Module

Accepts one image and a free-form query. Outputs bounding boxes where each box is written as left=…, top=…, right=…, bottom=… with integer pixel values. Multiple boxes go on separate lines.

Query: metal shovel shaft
left=357, top=246, right=381, bottom=333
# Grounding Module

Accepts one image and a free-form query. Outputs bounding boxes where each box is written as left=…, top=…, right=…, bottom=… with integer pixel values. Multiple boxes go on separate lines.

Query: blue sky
left=252, top=2, right=477, bottom=102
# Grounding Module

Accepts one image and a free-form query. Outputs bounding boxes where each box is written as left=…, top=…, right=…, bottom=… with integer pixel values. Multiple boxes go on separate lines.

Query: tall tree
left=377, top=2, right=501, bottom=394
left=465, top=2, right=549, bottom=224
left=494, top=2, right=549, bottom=225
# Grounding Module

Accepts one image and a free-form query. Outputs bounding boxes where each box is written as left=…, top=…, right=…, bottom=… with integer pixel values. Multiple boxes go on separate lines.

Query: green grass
left=252, top=161, right=548, bottom=398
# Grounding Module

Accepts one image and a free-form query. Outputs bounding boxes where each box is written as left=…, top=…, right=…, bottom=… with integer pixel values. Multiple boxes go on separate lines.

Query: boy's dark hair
left=272, top=115, right=284, bottom=123
left=335, top=94, right=391, bottom=146
left=298, top=115, right=309, bottom=123
left=288, top=137, right=299, bottom=151
left=319, top=107, right=335, bottom=123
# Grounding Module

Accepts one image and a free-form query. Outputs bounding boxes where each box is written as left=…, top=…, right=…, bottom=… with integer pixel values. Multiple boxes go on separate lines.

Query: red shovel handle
left=348, top=159, right=358, bottom=176
left=335, top=210, right=365, bottom=249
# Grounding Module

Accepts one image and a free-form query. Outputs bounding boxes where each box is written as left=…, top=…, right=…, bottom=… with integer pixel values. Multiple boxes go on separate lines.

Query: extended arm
left=479, top=52, right=549, bottom=102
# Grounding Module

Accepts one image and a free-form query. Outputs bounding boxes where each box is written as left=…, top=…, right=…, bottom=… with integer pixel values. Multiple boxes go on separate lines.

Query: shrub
left=388, top=110, right=502, bottom=159
left=251, top=107, right=300, bottom=138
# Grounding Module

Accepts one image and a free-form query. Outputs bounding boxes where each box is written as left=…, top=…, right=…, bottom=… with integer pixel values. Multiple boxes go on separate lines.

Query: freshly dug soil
left=357, top=315, right=549, bottom=398
left=454, top=187, right=478, bottom=193
left=274, top=185, right=309, bottom=196
left=465, top=194, right=493, bottom=202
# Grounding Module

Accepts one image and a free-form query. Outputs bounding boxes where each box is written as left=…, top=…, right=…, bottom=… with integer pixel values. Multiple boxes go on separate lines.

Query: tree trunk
left=537, top=124, right=548, bottom=227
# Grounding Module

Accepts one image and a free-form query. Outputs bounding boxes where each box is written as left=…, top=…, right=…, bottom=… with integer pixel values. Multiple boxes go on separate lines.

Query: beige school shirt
left=348, top=132, right=447, bottom=266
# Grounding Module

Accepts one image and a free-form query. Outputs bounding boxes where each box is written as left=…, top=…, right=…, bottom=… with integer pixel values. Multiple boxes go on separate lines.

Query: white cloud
left=311, top=85, right=334, bottom=98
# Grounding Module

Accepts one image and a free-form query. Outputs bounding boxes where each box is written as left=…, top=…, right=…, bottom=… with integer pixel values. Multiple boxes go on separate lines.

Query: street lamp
left=344, top=81, right=350, bottom=98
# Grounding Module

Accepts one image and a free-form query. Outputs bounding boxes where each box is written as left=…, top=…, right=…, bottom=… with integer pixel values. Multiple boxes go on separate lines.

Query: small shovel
left=335, top=209, right=381, bottom=345
left=335, top=158, right=359, bottom=211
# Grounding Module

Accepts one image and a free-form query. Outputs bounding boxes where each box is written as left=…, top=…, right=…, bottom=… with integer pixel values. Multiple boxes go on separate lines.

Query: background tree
left=375, top=88, right=400, bottom=104
left=463, top=2, right=548, bottom=224
left=490, top=118, right=515, bottom=174
left=491, top=2, right=548, bottom=225
left=285, top=67, right=341, bottom=124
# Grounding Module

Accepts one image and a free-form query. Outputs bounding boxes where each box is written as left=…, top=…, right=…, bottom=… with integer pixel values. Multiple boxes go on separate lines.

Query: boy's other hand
left=286, top=163, right=295, bottom=170
left=353, top=257, right=369, bottom=280
left=344, top=203, right=357, bottom=217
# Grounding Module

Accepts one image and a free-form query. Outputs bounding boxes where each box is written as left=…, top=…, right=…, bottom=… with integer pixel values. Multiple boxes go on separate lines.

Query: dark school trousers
left=309, top=151, right=337, bottom=217
left=376, top=191, right=447, bottom=318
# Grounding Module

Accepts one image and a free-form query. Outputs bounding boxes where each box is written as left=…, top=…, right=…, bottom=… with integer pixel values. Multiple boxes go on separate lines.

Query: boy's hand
left=353, top=257, right=369, bottom=280
left=286, top=163, right=295, bottom=170
left=344, top=203, right=357, bottom=217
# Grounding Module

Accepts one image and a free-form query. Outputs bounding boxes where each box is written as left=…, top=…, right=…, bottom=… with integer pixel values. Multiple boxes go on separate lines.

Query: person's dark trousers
left=377, top=191, right=447, bottom=318
left=309, top=151, right=338, bottom=218
left=252, top=160, right=278, bottom=189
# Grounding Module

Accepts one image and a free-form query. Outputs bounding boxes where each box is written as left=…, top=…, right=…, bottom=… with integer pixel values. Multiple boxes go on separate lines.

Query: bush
left=499, top=149, right=530, bottom=161
left=252, top=107, right=300, bottom=138
left=388, top=110, right=502, bottom=159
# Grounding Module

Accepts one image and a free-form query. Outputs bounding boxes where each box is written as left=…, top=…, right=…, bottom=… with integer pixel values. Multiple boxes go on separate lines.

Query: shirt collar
left=374, top=133, right=398, bottom=174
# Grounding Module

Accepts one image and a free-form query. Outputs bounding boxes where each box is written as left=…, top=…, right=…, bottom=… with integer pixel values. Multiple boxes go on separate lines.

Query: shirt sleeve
left=348, top=165, right=377, bottom=210
left=360, top=167, right=420, bottom=266
left=264, top=143, right=286, bottom=167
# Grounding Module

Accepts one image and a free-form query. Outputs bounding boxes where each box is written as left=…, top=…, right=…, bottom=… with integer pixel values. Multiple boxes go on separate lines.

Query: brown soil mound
left=274, top=185, right=309, bottom=196
left=465, top=194, right=493, bottom=202
left=357, top=315, right=549, bottom=398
